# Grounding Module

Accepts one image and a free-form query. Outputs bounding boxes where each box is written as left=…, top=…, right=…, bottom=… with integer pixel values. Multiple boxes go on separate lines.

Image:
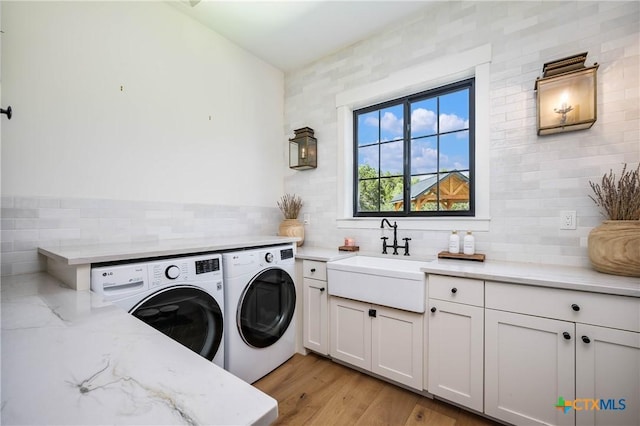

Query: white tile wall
left=0, top=196, right=281, bottom=276
left=283, top=1, right=639, bottom=266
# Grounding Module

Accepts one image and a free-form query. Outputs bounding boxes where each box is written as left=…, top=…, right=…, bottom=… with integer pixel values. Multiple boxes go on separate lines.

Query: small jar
left=463, top=231, right=475, bottom=255
left=449, top=230, right=460, bottom=254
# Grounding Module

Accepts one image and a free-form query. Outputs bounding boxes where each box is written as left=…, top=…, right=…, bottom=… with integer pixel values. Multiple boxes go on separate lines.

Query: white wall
left=284, top=1, right=640, bottom=267
left=0, top=1, right=286, bottom=276
left=1, top=1, right=285, bottom=206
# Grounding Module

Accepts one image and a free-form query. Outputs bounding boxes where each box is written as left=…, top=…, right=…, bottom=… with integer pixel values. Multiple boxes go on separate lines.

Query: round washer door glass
left=132, top=286, right=223, bottom=361
left=238, top=268, right=296, bottom=348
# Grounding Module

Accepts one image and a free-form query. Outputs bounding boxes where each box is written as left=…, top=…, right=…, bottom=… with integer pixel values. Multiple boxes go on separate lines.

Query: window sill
left=336, top=217, right=490, bottom=232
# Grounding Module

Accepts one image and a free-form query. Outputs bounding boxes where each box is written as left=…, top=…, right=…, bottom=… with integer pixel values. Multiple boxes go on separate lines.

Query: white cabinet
left=330, top=296, right=423, bottom=389
left=302, top=260, right=329, bottom=355
left=485, top=281, right=640, bottom=426
left=427, top=275, right=484, bottom=412
left=576, top=324, right=640, bottom=426
left=484, top=309, right=576, bottom=426
left=372, top=304, right=423, bottom=389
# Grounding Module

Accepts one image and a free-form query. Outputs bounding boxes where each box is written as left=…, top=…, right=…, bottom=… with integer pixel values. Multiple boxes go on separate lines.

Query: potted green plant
left=277, top=193, right=304, bottom=246
left=588, top=163, right=640, bottom=276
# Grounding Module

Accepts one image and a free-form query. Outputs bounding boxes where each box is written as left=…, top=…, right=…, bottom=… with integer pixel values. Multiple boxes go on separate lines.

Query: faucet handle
left=402, top=237, right=411, bottom=256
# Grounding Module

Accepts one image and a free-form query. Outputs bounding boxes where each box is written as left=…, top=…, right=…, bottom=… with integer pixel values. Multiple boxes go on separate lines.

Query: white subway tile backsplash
left=0, top=196, right=281, bottom=276
left=283, top=0, right=638, bottom=266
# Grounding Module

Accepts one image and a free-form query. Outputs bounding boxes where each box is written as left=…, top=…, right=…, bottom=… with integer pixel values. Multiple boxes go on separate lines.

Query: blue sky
left=357, top=88, right=469, bottom=178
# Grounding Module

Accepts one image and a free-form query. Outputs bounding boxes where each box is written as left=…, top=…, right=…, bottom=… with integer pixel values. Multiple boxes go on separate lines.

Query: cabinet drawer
left=428, top=275, right=484, bottom=307
left=486, top=281, right=640, bottom=332
left=303, top=260, right=327, bottom=281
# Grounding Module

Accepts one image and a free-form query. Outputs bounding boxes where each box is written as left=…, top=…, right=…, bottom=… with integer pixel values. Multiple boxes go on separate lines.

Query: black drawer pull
left=571, top=304, right=580, bottom=312
left=582, top=336, right=591, bottom=344
left=368, top=309, right=377, bottom=318
left=451, top=287, right=457, bottom=294
left=563, top=332, right=571, bottom=340
left=430, top=307, right=437, bottom=313
left=310, top=268, right=316, bottom=273
left=319, top=287, right=325, bottom=292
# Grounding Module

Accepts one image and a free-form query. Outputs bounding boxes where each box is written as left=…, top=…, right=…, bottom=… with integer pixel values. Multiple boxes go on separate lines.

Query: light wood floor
left=254, top=353, right=500, bottom=426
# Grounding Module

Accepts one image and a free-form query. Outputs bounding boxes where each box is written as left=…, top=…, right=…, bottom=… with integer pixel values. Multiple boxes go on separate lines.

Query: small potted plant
left=277, top=193, right=304, bottom=246
left=588, top=163, right=640, bottom=276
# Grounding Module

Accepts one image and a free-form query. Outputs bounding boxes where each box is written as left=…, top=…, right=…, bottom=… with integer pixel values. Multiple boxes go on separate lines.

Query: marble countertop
left=39, top=236, right=299, bottom=265
left=421, top=258, right=640, bottom=297
left=1, top=273, right=278, bottom=425
left=295, top=246, right=357, bottom=262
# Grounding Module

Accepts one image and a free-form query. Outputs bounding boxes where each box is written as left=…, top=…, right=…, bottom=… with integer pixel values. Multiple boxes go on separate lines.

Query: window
left=354, top=79, right=475, bottom=217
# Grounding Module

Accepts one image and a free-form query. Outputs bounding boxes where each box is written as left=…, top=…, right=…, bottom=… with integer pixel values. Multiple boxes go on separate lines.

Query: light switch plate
left=560, top=210, right=577, bottom=230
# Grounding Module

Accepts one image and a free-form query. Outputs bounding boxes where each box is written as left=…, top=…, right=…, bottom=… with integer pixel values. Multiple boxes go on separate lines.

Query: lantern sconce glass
left=289, top=127, right=317, bottom=170
left=534, top=52, right=599, bottom=136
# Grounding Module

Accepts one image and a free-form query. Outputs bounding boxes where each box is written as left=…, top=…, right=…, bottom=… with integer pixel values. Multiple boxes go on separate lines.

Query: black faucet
left=380, top=218, right=411, bottom=256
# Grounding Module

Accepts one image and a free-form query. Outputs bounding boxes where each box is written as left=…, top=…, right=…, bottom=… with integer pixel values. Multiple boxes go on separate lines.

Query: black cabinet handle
left=310, top=268, right=316, bottom=273
left=451, top=287, right=457, bottom=294
left=582, top=336, right=591, bottom=344
left=430, top=307, right=437, bottom=313
left=368, top=309, right=377, bottom=318
left=563, top=332, right=571, bottom=340
left=571, top=304, right=580, bottom=312
left=319, top=288, right=325, bottom=292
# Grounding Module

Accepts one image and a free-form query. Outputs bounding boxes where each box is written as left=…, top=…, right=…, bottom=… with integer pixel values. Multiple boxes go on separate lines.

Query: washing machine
left=91, top=253, right=225, bottom=368
left=222, top=244, right=296, bottom=383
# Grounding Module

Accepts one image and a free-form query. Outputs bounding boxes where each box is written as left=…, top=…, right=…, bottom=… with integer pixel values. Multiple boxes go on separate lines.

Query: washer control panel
left=91, top=253, right=223, bottom=299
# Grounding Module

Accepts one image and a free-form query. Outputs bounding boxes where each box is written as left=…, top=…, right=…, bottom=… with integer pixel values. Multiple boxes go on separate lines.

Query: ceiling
left=168, top=0, right=434, bottom=72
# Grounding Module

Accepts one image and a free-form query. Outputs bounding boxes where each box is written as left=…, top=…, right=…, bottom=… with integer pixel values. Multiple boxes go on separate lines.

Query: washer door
left=237, top=268, right=296, bottom=348
left=131, top=286, right=223, bottom=361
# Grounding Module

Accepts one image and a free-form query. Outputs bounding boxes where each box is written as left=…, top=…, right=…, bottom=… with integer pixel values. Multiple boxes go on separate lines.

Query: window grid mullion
left=436, top=95, right=441, bottom=212
left=404, top=100, right=410, bottom=215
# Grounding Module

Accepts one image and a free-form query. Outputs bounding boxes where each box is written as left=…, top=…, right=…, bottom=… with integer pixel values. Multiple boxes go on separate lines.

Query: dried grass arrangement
left=277, top=194, right=303, bottom=219
left=589, top=163, right=640, bottom=221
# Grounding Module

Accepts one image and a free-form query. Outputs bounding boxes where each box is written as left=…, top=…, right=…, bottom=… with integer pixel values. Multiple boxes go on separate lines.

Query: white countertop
left=39, top=236, right=299, bottom=265
left=0, top=273, right=278, bottom=425
left=295, top=246, right=357, bottom=262
left=421, top=258, right=640, bottom=297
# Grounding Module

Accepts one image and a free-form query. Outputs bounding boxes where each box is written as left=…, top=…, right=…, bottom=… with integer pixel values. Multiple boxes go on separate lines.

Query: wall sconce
left=534, top=52, right=599, bottom=136
left=289, top=127, right=317, bottom=170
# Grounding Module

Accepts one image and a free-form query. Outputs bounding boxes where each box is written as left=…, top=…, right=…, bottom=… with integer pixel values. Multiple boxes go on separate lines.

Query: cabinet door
left=329, top=297, right=371, bottom=370
left=576, top=324, right=640, bottom=426
left=427, top=299, right=483, bottom=412
left=485, top=309, right=575, bottom=426
left=371, top=305, right=423, bottom=390
left=303, top=278, right=328, bottom=355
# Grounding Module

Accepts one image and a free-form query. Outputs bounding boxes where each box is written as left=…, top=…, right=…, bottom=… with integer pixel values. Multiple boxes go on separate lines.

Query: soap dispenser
left=449, top=230, right=460, bottom=254
left=463, top=231, right=475, bottom=255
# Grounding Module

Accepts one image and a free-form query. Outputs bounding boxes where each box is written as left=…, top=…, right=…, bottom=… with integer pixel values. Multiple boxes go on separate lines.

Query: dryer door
left=237, top=268, right=296, bottom=348
left=131, top=286, right=223, bottom=361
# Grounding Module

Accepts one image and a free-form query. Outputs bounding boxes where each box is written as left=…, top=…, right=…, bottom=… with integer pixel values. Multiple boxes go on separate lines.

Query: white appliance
left=91, top=254, right=225, bottom=368
left=222, top=244, right=296, bottom=383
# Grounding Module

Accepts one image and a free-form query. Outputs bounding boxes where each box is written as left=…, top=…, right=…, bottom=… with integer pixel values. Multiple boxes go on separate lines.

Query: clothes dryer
left=222, top=244, right=296, bottom=383
left=91, top=254, right=225, bottom=367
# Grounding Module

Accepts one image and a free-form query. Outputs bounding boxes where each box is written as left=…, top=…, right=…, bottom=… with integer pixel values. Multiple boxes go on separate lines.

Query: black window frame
left=353, top=78, right=476, bottom=218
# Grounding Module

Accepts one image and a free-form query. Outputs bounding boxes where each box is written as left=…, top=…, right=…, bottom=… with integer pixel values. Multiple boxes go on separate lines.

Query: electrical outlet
left=303, top=213, right=310, bottom=225
left=560, top=210, right=577, bottom=230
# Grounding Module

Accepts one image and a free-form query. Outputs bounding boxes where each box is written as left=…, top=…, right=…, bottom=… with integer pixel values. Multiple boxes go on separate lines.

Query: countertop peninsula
left=1, top=272, right=278, bottom=425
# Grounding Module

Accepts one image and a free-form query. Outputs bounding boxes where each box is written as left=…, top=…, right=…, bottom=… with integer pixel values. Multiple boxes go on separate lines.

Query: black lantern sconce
left=534, top=52, right=599, bottom=136
left=289, top=127, right=317, bottom=170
